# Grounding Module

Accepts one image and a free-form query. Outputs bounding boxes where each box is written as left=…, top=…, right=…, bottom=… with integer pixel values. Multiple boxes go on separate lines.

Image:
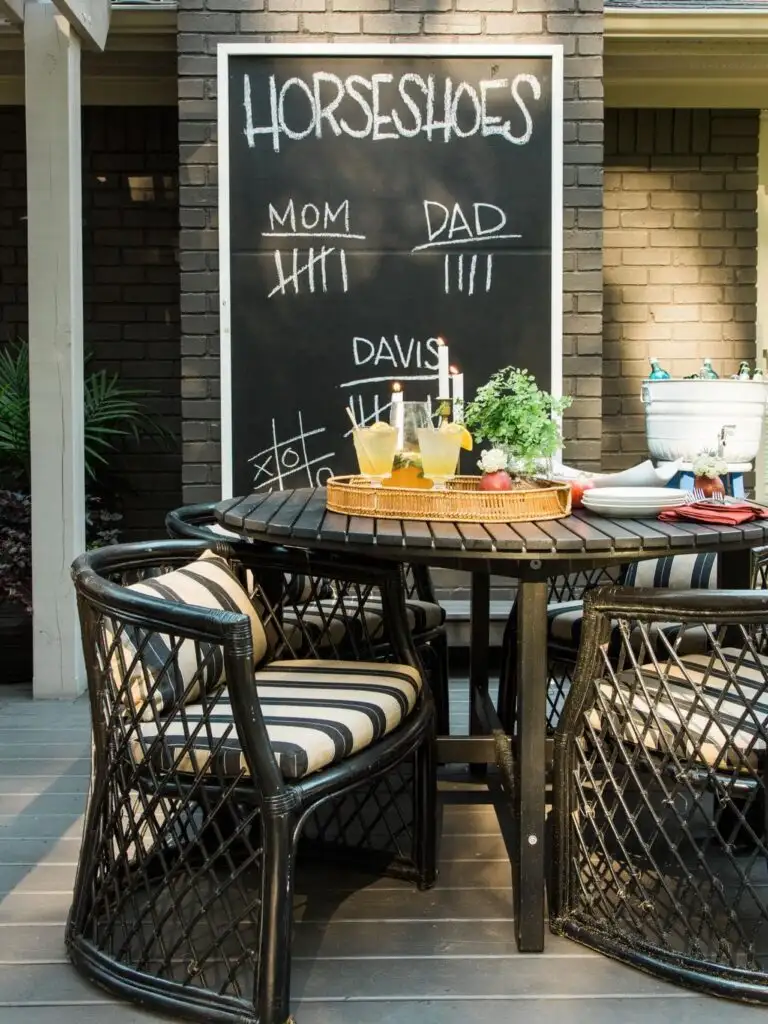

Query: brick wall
left=603, top=108, right=759, bottom=471
left=178, top=0, right=605, bottom=503
left=0, top=106, right=181, bottom=540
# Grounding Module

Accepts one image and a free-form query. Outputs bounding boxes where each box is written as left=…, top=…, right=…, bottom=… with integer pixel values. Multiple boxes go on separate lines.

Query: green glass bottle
left=738, top=361, right=751, bottom=380
left=699, top=358, right=719, bottom=380
left=753, top=368, right=764, bottom=382
left=647, top=357, right=671, bottom=380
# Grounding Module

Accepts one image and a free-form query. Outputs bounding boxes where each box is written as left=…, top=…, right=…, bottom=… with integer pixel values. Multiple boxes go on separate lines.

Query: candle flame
left=449, top=365, right=460, bottom=375
left=437, top=337, right=445, bottom=346
left=392, top=382, right=402, bottom=393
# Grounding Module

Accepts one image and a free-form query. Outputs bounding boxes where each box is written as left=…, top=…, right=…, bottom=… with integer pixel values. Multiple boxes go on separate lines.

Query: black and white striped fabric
left=547, top=553, right=717, bottom=653
left=622, top=552, right=717, bottom=590
left=281, top=597, right=445, bottom=656
left=130, top=660, right=423, bottom=780
left=109, top=553, right=268, bottom=718
left=587, top=648, right=768, bottom=771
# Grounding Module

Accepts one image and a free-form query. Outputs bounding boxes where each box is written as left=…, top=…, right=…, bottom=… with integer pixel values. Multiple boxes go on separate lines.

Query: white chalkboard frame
left=217, top=42, right=564, bottom=499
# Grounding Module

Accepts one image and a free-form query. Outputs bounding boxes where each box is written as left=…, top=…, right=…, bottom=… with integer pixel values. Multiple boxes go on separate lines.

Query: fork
left=693, top=488, right=725, bottom=503
left=683, top=488, right=726, bottom=505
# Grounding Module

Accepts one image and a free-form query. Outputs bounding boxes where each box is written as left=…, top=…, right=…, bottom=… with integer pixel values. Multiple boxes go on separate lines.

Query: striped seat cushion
left=111, top=553, right=268, bottom=718
left=623, top=552, right=717, bottom=589
left=548, top=553, right=718, bottom=652
left=328, top=598, right=446, bottom=637
left=283, top=598, right=445, bottom=655
left=130, top=660, right=422, bottom=780
left=587, top=648, right=768, bottom=771
left=548, top=601, right=709, bottom=661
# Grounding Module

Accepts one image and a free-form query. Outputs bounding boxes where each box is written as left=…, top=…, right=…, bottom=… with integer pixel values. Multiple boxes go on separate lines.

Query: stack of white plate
left=581, top=487, right=688, bottom=518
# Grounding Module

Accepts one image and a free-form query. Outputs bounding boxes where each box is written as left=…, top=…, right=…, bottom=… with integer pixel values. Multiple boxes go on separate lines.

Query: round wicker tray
left=326, top=475, right=572, bottom=523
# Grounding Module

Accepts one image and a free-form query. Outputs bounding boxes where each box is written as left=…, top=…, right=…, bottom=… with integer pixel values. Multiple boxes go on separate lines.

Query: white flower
left=692, top=451, right=728, bottom=479
left=478, top=448, right=509, bottom=474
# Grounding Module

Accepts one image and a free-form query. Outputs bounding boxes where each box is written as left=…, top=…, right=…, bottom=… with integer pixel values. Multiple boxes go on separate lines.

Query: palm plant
left=0, top=340, right=171, bottom=489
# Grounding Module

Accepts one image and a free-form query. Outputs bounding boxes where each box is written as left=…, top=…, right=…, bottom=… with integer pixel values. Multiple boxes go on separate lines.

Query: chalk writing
left=264, top=200, right=363, bottom=296
left=243, top=72, right=542, bottom=153
left=352, top=335, right=440, bottom=370
left=443, top=253, right=493, bottom=295
left=249, top=412, right=334, bottom=489
left=415, top=200, right=517, bottom=295
left=265, top=199, right=363, bottom=238
left=268, top=247, right=348, bottom=297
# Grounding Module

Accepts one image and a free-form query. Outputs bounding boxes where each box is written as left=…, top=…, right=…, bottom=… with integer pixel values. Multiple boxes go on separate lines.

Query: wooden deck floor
left=1, top=681, right=767, bottom=1024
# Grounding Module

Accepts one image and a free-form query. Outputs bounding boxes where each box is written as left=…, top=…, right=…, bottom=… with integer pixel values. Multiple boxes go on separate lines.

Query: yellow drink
left=417, top=427, right=461, bottom=488
left=353, top=424, right=398, bottom=483
left=384, top=455, right=433, bottom=490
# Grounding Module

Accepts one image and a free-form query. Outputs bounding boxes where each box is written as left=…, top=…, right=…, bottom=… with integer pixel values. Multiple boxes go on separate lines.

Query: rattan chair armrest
left=583, top=584, right=768, bottom=624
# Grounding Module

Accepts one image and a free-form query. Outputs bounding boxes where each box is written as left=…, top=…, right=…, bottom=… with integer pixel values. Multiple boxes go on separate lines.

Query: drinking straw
left=347, top=406, right=378, bottom=474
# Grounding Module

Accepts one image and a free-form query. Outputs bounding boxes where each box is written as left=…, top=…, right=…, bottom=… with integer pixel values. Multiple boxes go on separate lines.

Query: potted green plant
left=0, top=340, right=173, bottom=684
left=463, top=366, right=572, bottom=488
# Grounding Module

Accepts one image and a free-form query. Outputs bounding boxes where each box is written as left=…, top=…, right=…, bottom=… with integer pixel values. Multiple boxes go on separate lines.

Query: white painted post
left=25, top=1, right=86, bottom=698
left=756, top=112, right=768, bottom=503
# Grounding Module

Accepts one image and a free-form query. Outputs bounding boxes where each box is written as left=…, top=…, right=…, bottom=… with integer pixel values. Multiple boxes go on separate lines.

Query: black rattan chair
left=551, top=579, right=768, bottom=1001
left=166, top=503, right=450, bottom=733
left=68, top=538, right=437, bottom=1024
left=497, top=565, right=625, bottom=733
left=498, top=553, right=726, bottom=735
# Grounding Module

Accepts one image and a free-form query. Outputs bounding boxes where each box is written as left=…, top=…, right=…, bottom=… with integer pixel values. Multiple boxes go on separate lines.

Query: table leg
left=469, top=571, right=490, bottom=775
left=515, top=577, right=548, bottom=952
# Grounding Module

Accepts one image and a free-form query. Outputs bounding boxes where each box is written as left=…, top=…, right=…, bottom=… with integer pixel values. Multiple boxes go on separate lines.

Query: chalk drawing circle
left=315, top=466, right=334, bottom=487
left=281, top=447, right=300, bottom=469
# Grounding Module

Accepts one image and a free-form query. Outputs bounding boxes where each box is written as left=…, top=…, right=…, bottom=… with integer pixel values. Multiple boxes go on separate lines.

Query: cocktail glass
left=390, top=401, right=432, bottom=453
left=352, top=423, right=398, bottom=487
left=417, top=427, right=462, bottom=490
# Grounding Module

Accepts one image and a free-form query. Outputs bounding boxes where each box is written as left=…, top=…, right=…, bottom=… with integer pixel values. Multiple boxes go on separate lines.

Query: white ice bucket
left=642, top=378, right=768, bottom=463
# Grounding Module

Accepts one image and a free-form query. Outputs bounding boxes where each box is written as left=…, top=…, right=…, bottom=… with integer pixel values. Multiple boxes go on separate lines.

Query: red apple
left=570, top=476, right=596, bottom=509
left=480, top=470, right=513, bottom=491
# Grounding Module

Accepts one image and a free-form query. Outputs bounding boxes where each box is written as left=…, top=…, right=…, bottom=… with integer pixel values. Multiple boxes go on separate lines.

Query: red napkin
left=659, top=501, right=768, bottom=526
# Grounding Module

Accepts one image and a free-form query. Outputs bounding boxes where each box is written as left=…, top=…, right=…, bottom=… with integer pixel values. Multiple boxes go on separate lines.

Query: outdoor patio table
left=213, top=486, right=768, bottom=955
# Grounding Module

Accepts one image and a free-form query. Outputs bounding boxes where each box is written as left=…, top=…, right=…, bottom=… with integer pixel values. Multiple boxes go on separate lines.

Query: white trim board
left=217, top=43, right=565, bottom=499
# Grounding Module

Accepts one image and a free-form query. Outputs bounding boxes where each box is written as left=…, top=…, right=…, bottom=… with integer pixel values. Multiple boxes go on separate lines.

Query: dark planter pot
left=0, top=603, right=32, bottom=684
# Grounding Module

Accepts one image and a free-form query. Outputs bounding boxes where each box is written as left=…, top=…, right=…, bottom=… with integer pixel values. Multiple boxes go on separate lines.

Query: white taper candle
left=450, top=366, right=464, bottom=423
left=437, top=337, right=450, bottom=398
left=391, top=382, right=404, bottom=449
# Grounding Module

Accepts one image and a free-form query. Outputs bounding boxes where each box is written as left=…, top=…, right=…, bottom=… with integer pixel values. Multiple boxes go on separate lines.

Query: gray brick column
left=178, top=0, right=604, bottom=501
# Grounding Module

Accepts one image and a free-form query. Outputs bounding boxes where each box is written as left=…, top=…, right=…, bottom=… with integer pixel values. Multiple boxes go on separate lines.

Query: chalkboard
left=218, top=44, right=563, bottom=497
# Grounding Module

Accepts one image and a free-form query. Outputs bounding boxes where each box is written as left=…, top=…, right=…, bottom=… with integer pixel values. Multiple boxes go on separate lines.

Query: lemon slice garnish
left=442, top=423, right=474, bottom=451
